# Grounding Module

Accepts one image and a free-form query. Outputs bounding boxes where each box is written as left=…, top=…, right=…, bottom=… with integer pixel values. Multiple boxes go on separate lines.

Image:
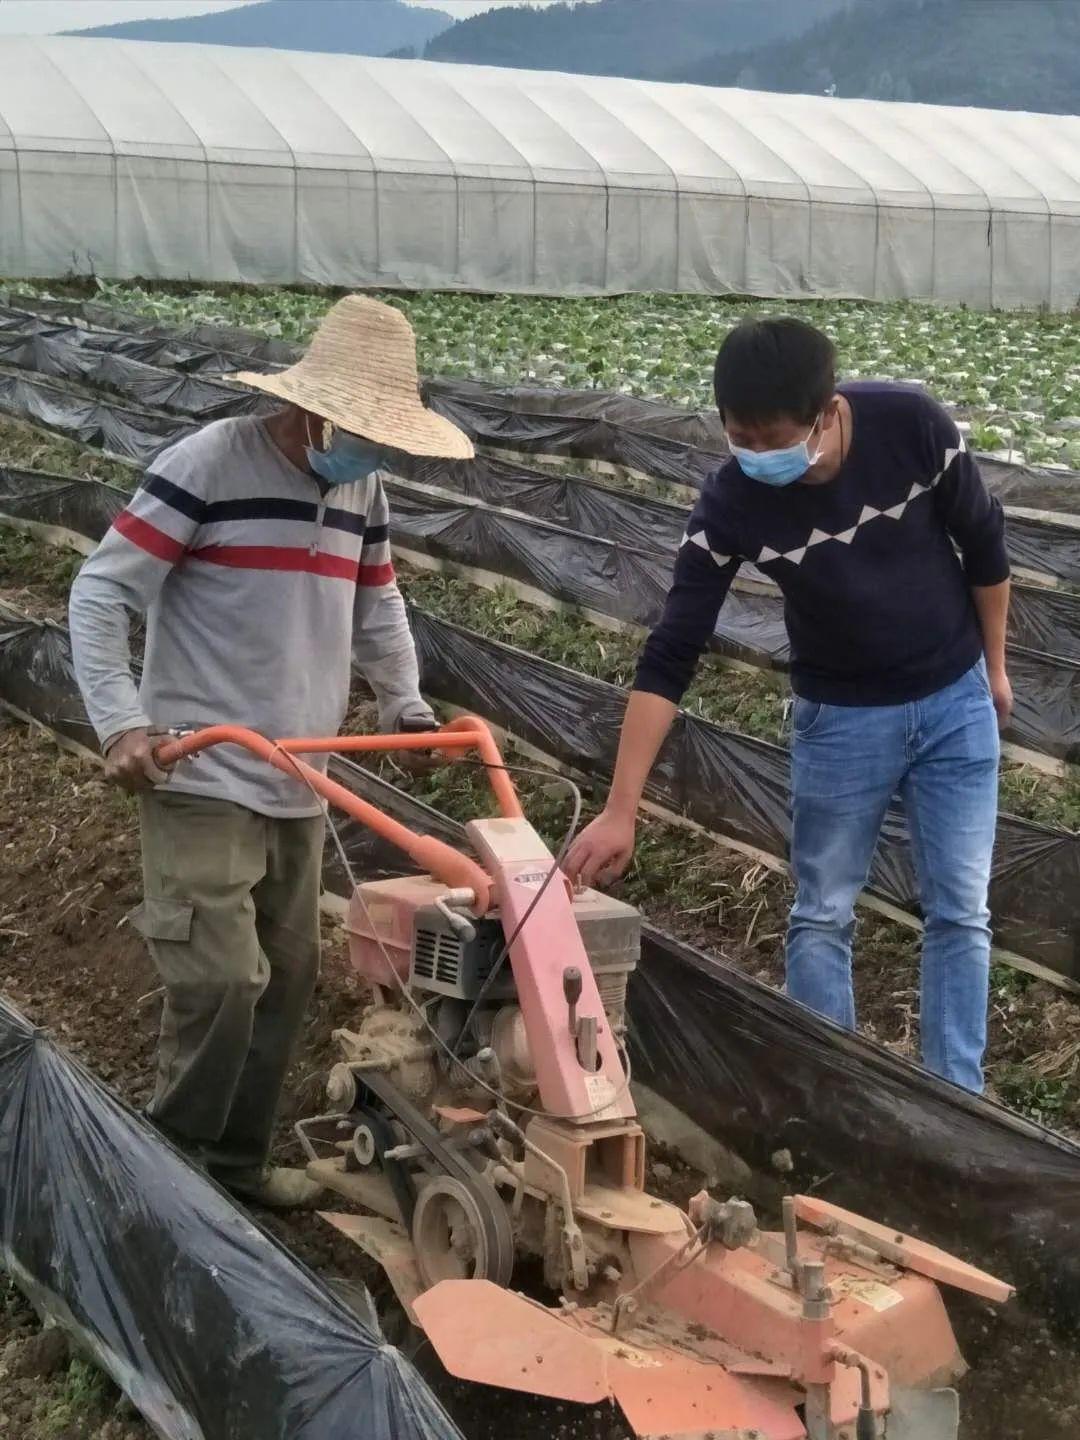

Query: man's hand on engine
left=564, top=808, right=637, bottom=889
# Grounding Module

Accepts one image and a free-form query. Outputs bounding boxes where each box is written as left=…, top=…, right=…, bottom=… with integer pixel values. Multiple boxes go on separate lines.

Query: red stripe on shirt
left=188, top=544, right=360, bottom=582
left=358, top=560, right=395, bottom=587
left=113, top=510, right=187, bottom=564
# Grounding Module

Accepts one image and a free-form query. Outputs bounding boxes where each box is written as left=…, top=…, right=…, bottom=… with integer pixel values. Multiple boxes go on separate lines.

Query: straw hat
left=225, top=295, right=474, bottom=460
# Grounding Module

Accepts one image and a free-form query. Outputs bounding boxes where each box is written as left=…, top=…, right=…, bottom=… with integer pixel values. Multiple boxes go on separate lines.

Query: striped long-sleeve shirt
left=69, top=415, right=434, bottom=816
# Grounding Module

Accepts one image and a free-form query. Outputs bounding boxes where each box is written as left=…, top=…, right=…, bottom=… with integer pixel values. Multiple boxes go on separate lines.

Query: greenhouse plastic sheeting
left=6, top=35, right=1080, bottom=307
left=0, top=603, right=100, bottom=748
left=15, top=452, right=1080, bottom=772
left=0, top=370, right=189, bottom=466
left=387, top=480, right=792, bottom=668
left=4, top=293, right=1079, bottom=585
left=4, top=599, right=1077, bottom=981
left=5, top=296, right=1079, bottom=518
left=0, top=466, right=125, bottom=546
left=6, top=295, right=299, bottom=367
left=385, top=471, right=1080, bottom=676
left=1006, top=514, right=1080, bottom=588
left=323, top=754, right=468, bottom=887
left=407, top=607, right=1080, bottom=982
left=401, top=449, right=685, bottom=553
left=0, top=333, right=1076, bottom=683
left=0, top=299, right=288, bottom=374
left=2, top=449, right=1078, bottom=762
left=629, top=930, right=1080, bottom=1318
left=1004, top=648, right=1080, bottom=762
left=427, top=379, right=729, bottom=486
left=1009, top=587, right=1080, bottom=666
left=425, top=376, right=1080, bottom=510
left=0, top=996, right=463, bottom=1440
left=0, top=324, right=267, bottom=421
left=399, top=446, right=1080, bottom=591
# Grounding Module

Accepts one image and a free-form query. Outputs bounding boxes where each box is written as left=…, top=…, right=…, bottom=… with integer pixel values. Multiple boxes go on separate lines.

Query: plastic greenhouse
left=1, top=34, right=1078, bottom=307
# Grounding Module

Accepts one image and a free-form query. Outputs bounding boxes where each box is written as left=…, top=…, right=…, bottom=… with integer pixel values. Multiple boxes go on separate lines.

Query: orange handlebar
left=154, top=716, right=523, bottom=914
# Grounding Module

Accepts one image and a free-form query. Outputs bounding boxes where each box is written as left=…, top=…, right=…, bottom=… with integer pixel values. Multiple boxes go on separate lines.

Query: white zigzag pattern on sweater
left=681, top=440, right=965, bottom=568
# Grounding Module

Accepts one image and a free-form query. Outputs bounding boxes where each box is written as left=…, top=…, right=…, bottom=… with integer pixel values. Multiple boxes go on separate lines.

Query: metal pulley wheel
left=412, top=1175, right=511, bottom=1290
left=357, top=1070, right=515, bottom=1288
left=351, top=1122, right=377, bottom=1169
left=325, top=1062, right=357, bottom=1110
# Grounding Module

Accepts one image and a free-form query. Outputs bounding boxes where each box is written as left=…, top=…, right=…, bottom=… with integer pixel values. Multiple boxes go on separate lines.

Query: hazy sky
left=0, top=0, right=578, bottom=33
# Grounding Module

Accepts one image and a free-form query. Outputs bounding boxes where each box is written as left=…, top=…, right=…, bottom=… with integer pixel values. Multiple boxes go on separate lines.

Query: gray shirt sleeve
left=68, top=447, right=206, bottom=748
left=351, top=474, right=435, bottom=732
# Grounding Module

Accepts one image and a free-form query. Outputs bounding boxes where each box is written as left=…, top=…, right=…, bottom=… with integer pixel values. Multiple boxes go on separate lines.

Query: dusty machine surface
left=159, top=719, right=1015, bottom=1440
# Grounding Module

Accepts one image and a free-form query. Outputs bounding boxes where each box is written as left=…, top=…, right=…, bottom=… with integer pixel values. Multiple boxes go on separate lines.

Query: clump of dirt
left=0, top=724, right=157, bottom=1101
left=952, top=1292, right=1080, bottom=1440
left=0, top=1281, right=145, bottom=1440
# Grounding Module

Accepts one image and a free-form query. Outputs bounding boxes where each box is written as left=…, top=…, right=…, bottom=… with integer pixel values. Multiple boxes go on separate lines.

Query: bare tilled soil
left=2, top=717, right=1080, bottom=1439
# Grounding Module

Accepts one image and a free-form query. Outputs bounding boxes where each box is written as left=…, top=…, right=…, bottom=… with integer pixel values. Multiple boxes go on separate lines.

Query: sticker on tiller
left=584, top=1073, right=617, bottom=1112
left=512, top=869, right=552, bottom=889
left=838, top=1277, right=904, bottom=1313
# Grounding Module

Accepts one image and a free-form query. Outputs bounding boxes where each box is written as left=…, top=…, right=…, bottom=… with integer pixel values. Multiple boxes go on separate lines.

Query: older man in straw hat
left=69, top=296, right=473, bottom=1208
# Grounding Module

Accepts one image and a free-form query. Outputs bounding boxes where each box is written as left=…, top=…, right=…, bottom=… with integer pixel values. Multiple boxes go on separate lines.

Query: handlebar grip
left=152, top=739, right=181, bottom=768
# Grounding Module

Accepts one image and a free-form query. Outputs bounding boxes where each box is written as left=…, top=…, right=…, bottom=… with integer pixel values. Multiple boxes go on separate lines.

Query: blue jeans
left=786, top=662, right=1000, bottom=1093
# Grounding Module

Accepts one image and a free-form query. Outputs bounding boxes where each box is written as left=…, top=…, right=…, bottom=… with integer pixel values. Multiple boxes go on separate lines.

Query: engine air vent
left=413, top=928, right=438, bottom=980
left=414, top=926, right=464, bottom=988
left=435, top=932, right=463, bottom=985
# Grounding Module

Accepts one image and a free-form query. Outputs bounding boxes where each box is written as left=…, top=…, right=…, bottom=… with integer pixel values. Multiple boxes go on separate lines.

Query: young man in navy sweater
left=566, top=318, right=1011, bottom=1093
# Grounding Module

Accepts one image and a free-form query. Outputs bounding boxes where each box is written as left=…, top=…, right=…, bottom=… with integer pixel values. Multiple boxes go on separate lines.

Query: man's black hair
left=713, top=317, right=837, bottom=426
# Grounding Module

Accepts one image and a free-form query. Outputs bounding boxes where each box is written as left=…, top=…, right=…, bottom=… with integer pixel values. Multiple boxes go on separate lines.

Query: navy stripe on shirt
left=143, top=475, right=371, bottom=537
left=144, top=472, right=206, bottom=523
left=202, top=497, right=369, bottom=536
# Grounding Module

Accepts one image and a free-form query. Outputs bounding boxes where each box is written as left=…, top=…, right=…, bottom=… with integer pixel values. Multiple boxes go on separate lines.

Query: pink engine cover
left=346, top=875, right=453, bottom=986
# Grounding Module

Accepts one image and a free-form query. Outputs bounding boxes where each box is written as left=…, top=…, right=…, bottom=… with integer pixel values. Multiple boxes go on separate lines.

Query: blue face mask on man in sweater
left=306, top=420, right=388, bottom=487
left=729, top=414, right=824, bottom=487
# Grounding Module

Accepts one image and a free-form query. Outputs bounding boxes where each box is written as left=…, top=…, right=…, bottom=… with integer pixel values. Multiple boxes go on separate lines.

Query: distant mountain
left=674, top=0, right=1080, bottom=116
left=70, top=0, right=453, bottom=56
left=66, top=0, right=1079, bottom=119
left=425, top=0, right=852, bottom=81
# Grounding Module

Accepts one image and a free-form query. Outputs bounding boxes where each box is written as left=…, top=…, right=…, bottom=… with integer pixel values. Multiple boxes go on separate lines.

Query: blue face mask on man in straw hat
left=305, top=417, right=389, bottom=487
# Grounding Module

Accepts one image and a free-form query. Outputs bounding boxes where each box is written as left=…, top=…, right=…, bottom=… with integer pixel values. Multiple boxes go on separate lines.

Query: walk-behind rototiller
left=158, top=718, right=1014, bottom=1440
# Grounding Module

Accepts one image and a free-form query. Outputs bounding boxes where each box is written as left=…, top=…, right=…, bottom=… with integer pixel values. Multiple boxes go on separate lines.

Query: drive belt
left=354, top=1099, right=418, bottom=1231
left=358, top=1070, right=515, bottom=1287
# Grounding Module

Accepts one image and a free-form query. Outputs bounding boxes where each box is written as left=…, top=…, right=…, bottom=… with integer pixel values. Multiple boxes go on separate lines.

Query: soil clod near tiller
left=152, top=717, right=1014, bottom=1440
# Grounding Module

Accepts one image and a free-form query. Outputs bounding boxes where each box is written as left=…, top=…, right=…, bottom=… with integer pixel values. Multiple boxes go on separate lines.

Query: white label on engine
left=584, top=1074, right=617, bottom=1112
left=512, top=870, right=549, bottom=888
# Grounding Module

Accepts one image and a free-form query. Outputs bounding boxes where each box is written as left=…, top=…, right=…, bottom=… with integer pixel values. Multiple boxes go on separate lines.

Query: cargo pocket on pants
left=130, top=898, right=197, bottom=1108
left=131, top=897, right=195, bottom=945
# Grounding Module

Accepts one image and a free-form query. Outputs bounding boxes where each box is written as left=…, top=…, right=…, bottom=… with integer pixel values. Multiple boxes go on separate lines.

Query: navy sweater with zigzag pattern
left=635, top=383, right=1010, bottom=708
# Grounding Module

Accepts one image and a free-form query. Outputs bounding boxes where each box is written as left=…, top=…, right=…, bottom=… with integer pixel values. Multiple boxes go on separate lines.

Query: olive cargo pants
left=134, top=791, right=324, bottom=1178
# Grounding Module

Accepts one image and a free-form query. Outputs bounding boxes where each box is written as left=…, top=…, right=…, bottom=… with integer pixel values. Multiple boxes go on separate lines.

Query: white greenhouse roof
left=1, top=35, right=1078, bottom=306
